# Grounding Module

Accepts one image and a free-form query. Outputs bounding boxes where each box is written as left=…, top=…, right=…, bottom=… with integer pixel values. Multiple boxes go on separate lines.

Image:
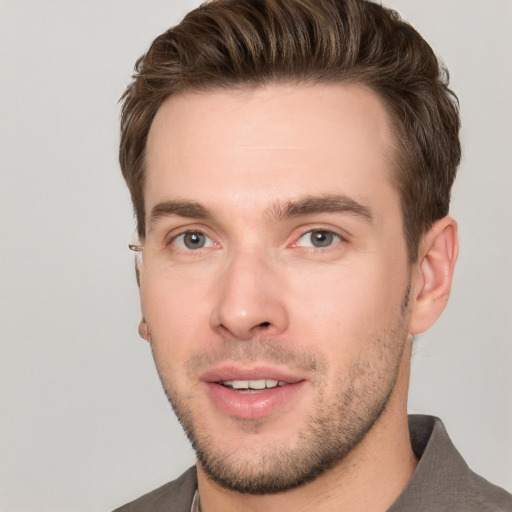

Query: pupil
left=184, top=232, right=205, bottom=249
left=311, top=230, right=333, bottom=247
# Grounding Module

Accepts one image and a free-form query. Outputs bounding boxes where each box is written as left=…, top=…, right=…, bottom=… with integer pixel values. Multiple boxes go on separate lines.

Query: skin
left=138, top=83, right=458, bottom=512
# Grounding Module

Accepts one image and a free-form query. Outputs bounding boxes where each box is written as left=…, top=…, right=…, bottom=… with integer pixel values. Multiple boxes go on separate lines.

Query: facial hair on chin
left=154, top=290, right=411, bottom=495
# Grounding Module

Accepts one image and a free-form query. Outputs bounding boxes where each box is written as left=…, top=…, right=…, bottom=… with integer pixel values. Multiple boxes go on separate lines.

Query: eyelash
left=293, top=229, right=344, bottom=250
left=166, top=227, right=346, bottom=253
left=170, top=230, right=217, bottom=251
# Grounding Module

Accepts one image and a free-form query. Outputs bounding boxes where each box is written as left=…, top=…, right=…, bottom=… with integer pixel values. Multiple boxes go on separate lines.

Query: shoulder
left=112, top=466, right=197, bottom=512
left=390, top=415, right=512, bottom=511
left=463, top=471, right=512, bottom=512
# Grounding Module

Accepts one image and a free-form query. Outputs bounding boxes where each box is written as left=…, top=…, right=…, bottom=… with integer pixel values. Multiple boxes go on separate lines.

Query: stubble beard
left=156, top=303, right=410, bottom=495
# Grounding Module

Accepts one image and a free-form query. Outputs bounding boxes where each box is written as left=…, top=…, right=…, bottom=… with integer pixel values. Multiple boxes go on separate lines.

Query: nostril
left=258, top=322, right=271, bottom=328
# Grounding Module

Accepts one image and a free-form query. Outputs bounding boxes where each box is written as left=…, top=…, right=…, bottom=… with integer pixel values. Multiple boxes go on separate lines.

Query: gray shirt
left=113, top=415, right=512, bottom=512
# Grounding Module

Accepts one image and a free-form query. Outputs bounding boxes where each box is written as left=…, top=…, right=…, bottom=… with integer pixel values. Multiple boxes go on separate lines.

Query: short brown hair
left=119, top=0, right=461, bottom=261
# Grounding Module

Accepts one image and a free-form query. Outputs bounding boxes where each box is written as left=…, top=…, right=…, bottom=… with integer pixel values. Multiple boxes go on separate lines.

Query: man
left=114, top=0, right=512, bottom=510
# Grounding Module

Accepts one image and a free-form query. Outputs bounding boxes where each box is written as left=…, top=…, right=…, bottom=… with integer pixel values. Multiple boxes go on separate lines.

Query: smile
left=220, top=379, right=288, bottom=391
left=204, top=379, right=304, bottom=420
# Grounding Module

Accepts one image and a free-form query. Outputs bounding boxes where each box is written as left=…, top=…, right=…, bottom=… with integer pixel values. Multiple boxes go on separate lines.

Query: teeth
left=248, top=379, right=266, bottom=389
left=231, top=380, right=249, bottom=389
left=222, top=379, right=283, bottom=390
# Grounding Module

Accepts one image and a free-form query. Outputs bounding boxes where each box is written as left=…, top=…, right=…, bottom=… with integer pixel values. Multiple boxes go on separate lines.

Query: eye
left=295, top=229, right=342, bottom=248
left=172, top=231, right=215, bottom=250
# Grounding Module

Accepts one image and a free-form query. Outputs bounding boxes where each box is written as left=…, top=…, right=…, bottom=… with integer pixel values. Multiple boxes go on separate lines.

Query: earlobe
left=138, top=318, right=152, bottom=343
left=409, top=216, right=459, bottom=335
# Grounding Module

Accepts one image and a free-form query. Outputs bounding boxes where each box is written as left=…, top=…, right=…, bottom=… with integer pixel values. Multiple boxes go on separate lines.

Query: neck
left=197, top=341, right=416, bottom=512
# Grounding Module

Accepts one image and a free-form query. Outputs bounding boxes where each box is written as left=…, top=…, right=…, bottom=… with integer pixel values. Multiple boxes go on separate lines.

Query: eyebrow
left=266, top=194, right=373, bottom=223
left=148, top=193, right=372, bottom=229
left=149, top=200, right=212, bottom=228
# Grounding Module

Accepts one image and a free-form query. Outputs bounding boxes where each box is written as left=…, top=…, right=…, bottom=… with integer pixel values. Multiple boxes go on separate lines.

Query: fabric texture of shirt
left=113, top=415, right=512, bottom=512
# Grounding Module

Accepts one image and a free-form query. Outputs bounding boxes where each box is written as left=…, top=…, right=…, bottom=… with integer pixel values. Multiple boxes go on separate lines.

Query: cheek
left=286, top=262, right=406, bottom=351
left=140, top=276, right=211, bottom=363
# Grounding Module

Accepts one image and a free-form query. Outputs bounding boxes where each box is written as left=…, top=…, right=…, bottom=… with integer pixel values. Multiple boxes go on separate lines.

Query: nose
left=209, top=248, right=289, bottom=340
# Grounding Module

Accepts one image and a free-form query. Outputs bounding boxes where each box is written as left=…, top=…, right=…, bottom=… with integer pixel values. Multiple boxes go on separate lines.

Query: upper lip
left=200, top=363, right=305, bottom=384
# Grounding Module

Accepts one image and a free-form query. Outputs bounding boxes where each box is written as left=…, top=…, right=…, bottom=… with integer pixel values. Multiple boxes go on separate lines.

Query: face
left=140, top=84, right=413, bottom=493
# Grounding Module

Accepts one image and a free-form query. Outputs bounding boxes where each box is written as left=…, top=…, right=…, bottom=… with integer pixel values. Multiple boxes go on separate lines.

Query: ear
left=408, top=216, right=459, bottom=335
left=138, top=318, right=152, bottom=343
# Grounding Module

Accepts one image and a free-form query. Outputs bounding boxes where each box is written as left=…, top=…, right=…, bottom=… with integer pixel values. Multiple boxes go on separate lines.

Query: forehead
left=145, top=83, right=398, bottom=218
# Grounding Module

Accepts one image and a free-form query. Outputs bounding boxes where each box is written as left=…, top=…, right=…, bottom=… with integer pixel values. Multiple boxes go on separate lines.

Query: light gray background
left=0, top=1, right=510, bottom=511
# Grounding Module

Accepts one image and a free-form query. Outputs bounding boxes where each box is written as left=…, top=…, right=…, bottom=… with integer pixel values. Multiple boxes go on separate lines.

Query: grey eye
left=296, top=229, right=340, bottom=248
left=310, top=230, right=334, bottom=247
left=174, top=231, right=213, bottom=250
left=184, top=232, right=206, bottom=249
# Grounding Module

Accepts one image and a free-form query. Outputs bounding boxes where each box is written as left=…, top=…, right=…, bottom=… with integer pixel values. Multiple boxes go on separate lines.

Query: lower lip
left=204, top=381, right=306, bottom=420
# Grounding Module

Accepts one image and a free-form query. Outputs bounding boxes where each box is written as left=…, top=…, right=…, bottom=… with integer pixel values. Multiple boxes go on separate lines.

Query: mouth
left=219, top=379, right=289, bottom=393
left=201, top=366, right=306, bottom=420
